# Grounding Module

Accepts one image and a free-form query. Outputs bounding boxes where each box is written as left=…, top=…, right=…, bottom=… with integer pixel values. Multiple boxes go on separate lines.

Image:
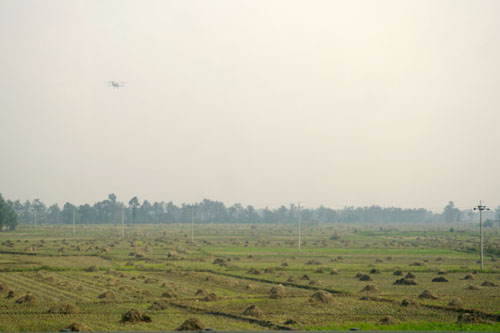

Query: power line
left=298, top=202, right=301, bottom=253
left=121, top=206, right=125, bottom=238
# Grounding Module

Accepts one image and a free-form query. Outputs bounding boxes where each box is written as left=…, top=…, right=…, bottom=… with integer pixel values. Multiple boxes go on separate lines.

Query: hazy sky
left=1, top=0, right=499, bottom=211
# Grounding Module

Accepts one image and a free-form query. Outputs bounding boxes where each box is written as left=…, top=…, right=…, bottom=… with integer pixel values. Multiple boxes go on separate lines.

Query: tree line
left=2, top=194, right=499, bottom=229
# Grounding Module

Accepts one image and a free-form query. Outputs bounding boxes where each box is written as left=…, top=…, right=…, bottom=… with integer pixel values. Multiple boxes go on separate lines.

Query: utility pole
left=72, top=207, right=76, bottom=235
left=34, top=211, right=37, bottom=230
left=298, top=202, right=301, bottom=253
left=191, top=205, right=194, bottom=243
left=474, top=201, right=489, bottom=270
left=121, top=206, right=125, bottom=238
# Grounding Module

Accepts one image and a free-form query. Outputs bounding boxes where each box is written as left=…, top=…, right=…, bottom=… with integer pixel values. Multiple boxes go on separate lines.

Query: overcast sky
left=1, top=0, right=499, bottom=210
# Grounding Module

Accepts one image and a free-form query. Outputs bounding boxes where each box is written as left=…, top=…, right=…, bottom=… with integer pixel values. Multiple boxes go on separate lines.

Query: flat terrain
left=0, top=223, right=499, bottom=331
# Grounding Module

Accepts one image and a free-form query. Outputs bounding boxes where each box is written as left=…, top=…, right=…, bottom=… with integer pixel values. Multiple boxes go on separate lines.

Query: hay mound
left=212, top=258, right=225, bottom=265
left=309, top=290, right=333, bottom=304
left=243, top=304, right=264, bottom=318
left=203, top=292, right=217, bottom=301
left=463, top=273, right=474, bottom=280
left=6, top=290, right=16, bottom=298
left=410, top=261, right=424, bottom=266
left=121, top=309, right=152, bottom=323
left=97, top=291, right=115, bottom=299
left=380, top=316, right=398, bottom=325
left=247, top=268, right=261, bottom=275
left=466, top=285, right=480, bottom=291
left=264, top=267, right=275, bottom=274
left=87, top=265, right=99, bottom=272
left=148, top=300, right=169, bottom=310
left=369, top=268, right=380, bottom=274
left=437, top=270, right=447, bottom=275
left=161, top=290, right=177, bottom=298
left=118, top=285, right=132, bottom=291
left=394, top=278, right=417, bottom=285
left=194, top=289, right=207, bottom=296
left=300, top=274, right=310, bottom=280
left=481, top=281, right=497, bottom=287
left=457, top=313, right=491, bottom=324
left=306, top=259, right=321, bottom=265
left=393, top=270, right=403, bottom=276
left=360, top=285, right=378, bottom=293
left=61, top=322, right=94, bottom=332
left=401, top=299, right=416, bottom=307
left=176, top=317, right=206, bottom=331
left=15, top=294, right=36, bottom=304
left=284, top=318, right=300, bottom=325
left=330, top=269, right=339, bottom=275
left=432, top=276, right=448, bottom=282
left=418, top=290, right=438, bottom=300
left=405, top=272, right=416, bottom=279
left=269, top=285, right=285, bottom=299
left=448, top=298, right=464, bottom=308
left=0, top=284, right=8, bottom=292
left=359, top=275, right=372, bottom=281
left=48, top=303, right=80, bottom=314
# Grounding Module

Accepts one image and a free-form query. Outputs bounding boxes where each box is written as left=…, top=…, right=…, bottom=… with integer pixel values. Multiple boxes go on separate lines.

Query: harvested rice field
left=0, top=224, right=499, bottom=331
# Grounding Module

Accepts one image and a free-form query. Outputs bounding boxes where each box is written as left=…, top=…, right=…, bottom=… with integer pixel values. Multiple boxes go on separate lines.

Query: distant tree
left=21, top=200, right=31, bottom=224
left=277, top=205, right=288, bottom=223
left=10, top=200, right=24, bottom=220
left=108, top=193, right=117, bottom=203
left=32, top=198, right=46, bottom=224
left=262, top=206, right=274, bottom=223
left=61, top=202, right=75, bottom=224
left=47, top=204, right=61, bottom=224
left=165, top=201, right=177, bottom=222
left=246, top=205, right=259, bottom=223
left=140, top=200, right=152, bottom=223
left=128, top=197, right=140, bottom=223
left=0, top=194, right=18, bottom=231
left=443, top=201, right=462, bottom=223
left=78, top=204, right=95, bottom=224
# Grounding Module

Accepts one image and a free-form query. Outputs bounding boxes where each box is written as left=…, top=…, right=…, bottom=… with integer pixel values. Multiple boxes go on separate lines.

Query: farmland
left=0, top=224, right=499, bottom=331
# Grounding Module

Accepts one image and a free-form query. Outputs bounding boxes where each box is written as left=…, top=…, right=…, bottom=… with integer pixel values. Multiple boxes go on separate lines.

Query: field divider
left=359, top=295, right=500, bottom=322
left=191, top=269, right=348, bottom=295
left=166, top=300, right=292, bottom=330
left=419, top=303, right=500, bottom=322
left=0, top=249, right=100, bottom=258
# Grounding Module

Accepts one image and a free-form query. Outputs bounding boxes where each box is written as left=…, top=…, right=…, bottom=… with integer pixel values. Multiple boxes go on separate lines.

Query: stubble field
left=0, top=223, right=499, bottom=331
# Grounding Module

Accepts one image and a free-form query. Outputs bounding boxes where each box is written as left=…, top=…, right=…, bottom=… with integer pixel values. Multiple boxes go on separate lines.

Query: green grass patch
left=307, top=321, right=500, bottom=331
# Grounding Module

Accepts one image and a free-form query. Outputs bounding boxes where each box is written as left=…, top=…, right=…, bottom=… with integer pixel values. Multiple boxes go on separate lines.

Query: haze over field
left=1, top=0, right=499, bottom=209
